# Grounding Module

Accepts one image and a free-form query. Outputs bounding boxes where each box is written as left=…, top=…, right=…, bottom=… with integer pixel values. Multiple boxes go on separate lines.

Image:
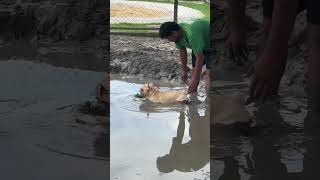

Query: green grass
left=110, top=0, right=210, bottom=36
left=111, top=23, right=161, bottom=29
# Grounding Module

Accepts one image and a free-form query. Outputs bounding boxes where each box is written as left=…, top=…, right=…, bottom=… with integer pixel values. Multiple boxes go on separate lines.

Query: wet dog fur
left=139, top=83, right=189, bottom=104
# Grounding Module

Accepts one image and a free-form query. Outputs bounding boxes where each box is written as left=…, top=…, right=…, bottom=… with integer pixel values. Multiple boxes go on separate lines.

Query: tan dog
left=210, top=94, right=251, bottom=125
left=139, top=83, right=189, bottom=104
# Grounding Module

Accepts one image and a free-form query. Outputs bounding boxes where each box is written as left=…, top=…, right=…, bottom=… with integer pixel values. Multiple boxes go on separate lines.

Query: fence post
left=174, top=0, right=178, bottom=23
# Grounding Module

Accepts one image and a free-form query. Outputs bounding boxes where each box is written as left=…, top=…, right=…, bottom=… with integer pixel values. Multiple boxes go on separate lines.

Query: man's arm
left=169, top=112, right=185, bottom=155
left=188, top=52, right=204, bottom=94
left=193, top=53, right=204, bottom=83
left=179, top=48, right=188, bottom=82
left=264, top=0, right=299, bottom=60
left=227, top=0, right=247, bottom=33
left=249, top=0, right=299, bottom=100
left=176, top=111, right=185, bottom=143
left=180, top=48, right=188, bottom=71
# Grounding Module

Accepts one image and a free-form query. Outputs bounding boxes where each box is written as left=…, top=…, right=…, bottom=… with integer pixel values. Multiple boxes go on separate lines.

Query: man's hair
left=159, top=22, right=180, bottom=39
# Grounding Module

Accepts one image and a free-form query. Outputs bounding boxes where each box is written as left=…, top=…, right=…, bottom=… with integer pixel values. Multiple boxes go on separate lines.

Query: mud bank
left=0, top=0, right=107, bottom=41
left=0, top=0, right=108, bottom=71
left=110, top=35, right=189, bottom=82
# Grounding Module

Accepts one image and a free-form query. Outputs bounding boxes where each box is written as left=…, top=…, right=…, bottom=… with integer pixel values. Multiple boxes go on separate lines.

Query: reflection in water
left=217, top=157, right=240, bottom=180
left=157, top=105, right=210, bottom=173
left=110, top=79, right=210, bottom=180
left=94, top=131, right=109, bottom=158
left=211, top=70, right=320, bottom=179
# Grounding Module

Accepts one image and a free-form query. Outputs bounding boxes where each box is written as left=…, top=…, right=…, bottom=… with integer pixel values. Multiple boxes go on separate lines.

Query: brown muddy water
left=110, top=76, right=210, bottom=180
left=211, top=70, right=320, bottom=180
left=0, top=58, right=108, bottom=179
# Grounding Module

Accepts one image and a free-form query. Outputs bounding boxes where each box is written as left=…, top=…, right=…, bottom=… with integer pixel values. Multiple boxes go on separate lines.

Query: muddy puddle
left=110, top=76, right=210, bottom=180
left=0, top=60, right=108, bottom=179
left=211, top=70, right=320, bottom=179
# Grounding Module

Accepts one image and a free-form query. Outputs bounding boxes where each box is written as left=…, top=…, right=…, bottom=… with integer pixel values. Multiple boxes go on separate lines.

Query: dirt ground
left=110, top=4, right=167, bottom=18
left=0, top=0, right=108, bottom=71
left=110, top=35, right=189, bottom=82
left=212, top=0, right=309, bottom=98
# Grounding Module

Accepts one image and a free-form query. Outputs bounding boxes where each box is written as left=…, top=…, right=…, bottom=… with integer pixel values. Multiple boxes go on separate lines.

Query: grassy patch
left=111, top=23, right=160, bottom=29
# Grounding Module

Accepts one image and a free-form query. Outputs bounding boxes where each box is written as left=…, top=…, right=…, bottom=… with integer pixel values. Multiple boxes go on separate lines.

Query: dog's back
left=152, top=91, right=189, bottom=104
left=140, top=83, right=189, bottom=104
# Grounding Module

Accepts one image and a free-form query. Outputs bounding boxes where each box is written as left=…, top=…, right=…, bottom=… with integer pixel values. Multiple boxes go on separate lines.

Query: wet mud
left=0, top=0, right=109, bottom=179
left=0, top=60, right=108, bottom=179
left=110, top=77, right=210, bottom=180
left=211, top=1, right=320, bottom=179
left=110, top=35, right=199, bottom=82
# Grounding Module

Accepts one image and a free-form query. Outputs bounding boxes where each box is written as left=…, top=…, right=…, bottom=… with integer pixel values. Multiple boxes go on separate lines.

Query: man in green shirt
left=159, top=19, right=211, bottom=94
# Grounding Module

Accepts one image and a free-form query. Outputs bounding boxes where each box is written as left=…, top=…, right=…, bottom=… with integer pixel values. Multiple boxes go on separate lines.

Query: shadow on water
left=211, top=70, right=320, bottom=179
left=110, top=78, right=210, bottom=180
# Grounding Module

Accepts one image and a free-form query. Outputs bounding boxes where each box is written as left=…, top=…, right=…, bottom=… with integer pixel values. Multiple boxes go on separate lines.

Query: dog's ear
left=150, top=82, right=154, bottom=87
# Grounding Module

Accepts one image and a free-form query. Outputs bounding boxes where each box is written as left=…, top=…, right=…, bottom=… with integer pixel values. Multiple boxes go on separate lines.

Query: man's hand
left=227, top=30, right=248, bottom=65
left=181, top=69, right=188, bottom=83
left=247, top=0, right=297, bottom=102
left=188, top=78, right=199, bottom=94
left=247, top=53, right=287, bottom=102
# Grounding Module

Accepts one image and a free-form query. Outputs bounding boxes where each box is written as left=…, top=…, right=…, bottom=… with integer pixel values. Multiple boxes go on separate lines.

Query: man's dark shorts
left=263, top=0, right=320, bottom=25
left=191, top=50, right=212, bottom=70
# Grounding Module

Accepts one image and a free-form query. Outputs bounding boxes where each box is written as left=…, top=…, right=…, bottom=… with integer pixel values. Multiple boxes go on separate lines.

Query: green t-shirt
left=175, top=19, right=210, bottom=55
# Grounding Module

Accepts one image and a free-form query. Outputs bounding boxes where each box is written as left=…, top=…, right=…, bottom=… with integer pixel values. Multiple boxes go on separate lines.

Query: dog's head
left=139, top=83, right=156, bottom=97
